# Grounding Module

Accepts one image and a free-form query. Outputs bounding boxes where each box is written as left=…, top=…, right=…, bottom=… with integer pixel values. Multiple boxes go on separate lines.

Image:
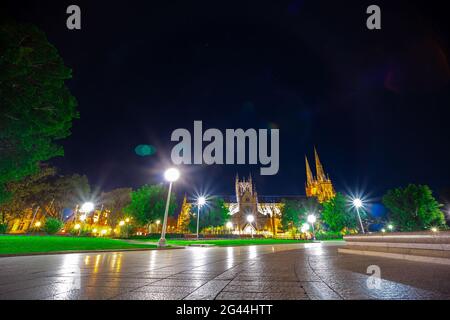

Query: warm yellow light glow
left=246, top=215, right=254, bottom=223
left=125, top=218, right=130, bottom=223
left=226, top=221, right=233, bottom=229
left=101, top=229, right=107, bottom=235
left=74, top=224, right=81, bottom=230
left=79, top=214, right=87, bottom=222
left=156, top=220, right=161, bottom=225
left=388, top=224, right=394, bottom=230
left=119, top=221, right=125, bottom=226
left=35, top=221, right=41, bottom=227
left=92, top=228, right=98, bottom=233
left=431, top=227, right=438, bottom=233
left=381, top=228, right=386, bottom=233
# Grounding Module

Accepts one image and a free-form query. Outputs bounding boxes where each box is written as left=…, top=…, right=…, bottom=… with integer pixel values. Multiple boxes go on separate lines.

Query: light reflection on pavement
left=0, top=242, right=449, bottom=300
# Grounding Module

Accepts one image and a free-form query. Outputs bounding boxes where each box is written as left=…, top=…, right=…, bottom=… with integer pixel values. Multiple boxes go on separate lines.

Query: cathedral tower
left=305, top=148, right=336, bottom=203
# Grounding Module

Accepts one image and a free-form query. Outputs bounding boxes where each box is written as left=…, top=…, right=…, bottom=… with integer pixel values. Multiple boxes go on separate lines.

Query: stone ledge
left=344, top=231, right=450, bottom=244
left=338, top=248, right=450, bottom=265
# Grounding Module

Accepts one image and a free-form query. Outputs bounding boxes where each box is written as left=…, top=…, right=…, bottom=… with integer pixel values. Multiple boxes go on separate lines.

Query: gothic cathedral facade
left=305, top=148, right=336, bottom=203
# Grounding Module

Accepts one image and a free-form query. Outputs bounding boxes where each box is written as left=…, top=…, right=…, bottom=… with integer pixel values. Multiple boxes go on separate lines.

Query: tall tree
left=125, top=184, right=177, bottom=230
left=0, top=22, right=78, bottom=205
left=204, top=197, right=229, bottom=231
left=100, top=188, right=132, bottom=227
left=281, top=199, right=305, bottom=231
left=383, top=184, right=445, bottom=231
left=322, top=193, right=357, bottom=233
left=0, top=165, right=90, bottom=223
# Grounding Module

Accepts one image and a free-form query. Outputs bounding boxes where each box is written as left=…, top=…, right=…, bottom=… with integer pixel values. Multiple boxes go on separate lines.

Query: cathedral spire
left=305, top=155, right=314, bottom=185
left=314, top=147, right=326, bottom=181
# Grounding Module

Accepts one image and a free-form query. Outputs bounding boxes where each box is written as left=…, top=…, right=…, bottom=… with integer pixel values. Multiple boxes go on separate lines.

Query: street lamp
left=226, top=221, right=233, bottom=233
left=80, top=202, right=94, bottom=214
left=301, top=223, right=310, bottom=234
left=387, top=224, right=394, bottom=231
left=352, top=198, right=365, bottom=234
left=158, top=168, right=180, bottom=247
left=196, top=196, right=207, bottom=240
left=247, top=215, right=255, bottom=238
left=307, top=214, right=317, bottom=240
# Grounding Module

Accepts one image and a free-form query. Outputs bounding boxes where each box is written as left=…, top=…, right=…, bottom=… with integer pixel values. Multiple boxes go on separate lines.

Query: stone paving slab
left=0, top=242, right=449, bottom=300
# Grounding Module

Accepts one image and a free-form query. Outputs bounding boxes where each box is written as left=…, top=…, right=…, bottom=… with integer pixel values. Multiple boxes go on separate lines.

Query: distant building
left=176, top=148, right=334, bottom=235
left=305, top=148, right=336, bottom=203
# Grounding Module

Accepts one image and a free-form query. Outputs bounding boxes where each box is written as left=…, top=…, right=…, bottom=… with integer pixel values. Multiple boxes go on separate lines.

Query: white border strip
left=338, top=248, right=450, bottom=265
left=346, top=241, right=450, bottom=251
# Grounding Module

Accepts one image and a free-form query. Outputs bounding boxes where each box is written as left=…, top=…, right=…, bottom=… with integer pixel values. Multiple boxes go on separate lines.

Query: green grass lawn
left=0, top=235, right=156, bottom=255
left=136, top=238, right=317, bottom=247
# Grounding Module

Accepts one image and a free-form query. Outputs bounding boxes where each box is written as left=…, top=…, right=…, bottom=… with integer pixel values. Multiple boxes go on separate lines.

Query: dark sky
left=3, top=0, right=450, bottom=200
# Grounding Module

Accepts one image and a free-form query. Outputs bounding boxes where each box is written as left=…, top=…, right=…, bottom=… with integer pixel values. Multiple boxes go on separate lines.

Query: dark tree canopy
left=321, top=193, right=357, bottom=233
left=125, top=184, right=177, bottom=227
left=0, top=164, right=90, bottom=223
left=383, top=184, right=445, bottom=231
left=0, top=21, right=78, bottom=204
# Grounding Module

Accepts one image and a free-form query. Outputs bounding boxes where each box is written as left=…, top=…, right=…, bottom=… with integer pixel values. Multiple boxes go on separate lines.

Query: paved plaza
left=0, top=242, right=449, bottom=300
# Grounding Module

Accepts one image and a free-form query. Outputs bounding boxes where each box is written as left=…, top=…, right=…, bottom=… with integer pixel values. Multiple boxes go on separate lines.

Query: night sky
left=2, top=0, right=450, bottom=201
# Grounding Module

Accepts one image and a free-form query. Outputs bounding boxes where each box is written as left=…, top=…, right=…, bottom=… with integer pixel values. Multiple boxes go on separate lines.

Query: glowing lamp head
left=74, top=224, right=81, bottom=230
left=307, top=214, right=316, bottom=224
left=352, top=198, right=363, bottom=208
left=381, top=228, right=386, bottom=233
left=125, top=218, right=130, bottom=223
left=246, top=215, right=255, bottom=223
left=101, top=229, right=107, bottom=235
left=226, top=221, right=233, bottom=229
left=164, top=168, right=180, bottom=182
left=156, top=220, right=161, bottom=225
left=431, top=227, right=438, bottom=233
left=388, top=224, right=394, bottom=230
left=197, top=196, right=206, bottom=207
left=80, top=202, right=94, bottom=213
left=119, top=221, right=125, bottom=226
left=301, top=223, right=310, bottom=233
left=92, top=228, right=98, bottom=233
left=35, top=221, right=41, bottom=227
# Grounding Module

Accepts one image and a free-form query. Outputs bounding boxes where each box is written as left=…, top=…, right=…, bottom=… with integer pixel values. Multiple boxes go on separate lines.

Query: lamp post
left=226, top=221, right=233, bottom=234
left=158, top=168, right=180, bottom=247
left=352, top=198, right=365, bottom=234
left=78, top=202, right=94, bottom=236
left=307, top=214, right=317, bottom=241
left=247, top=215, right=255, bottom=238
left=196, top=196, right=206, bottom=240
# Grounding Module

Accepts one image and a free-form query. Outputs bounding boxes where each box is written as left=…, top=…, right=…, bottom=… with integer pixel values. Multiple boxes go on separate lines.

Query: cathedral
left=305, top=148, right=336, bottom=203
left=177, top=148, right=335, bottom=235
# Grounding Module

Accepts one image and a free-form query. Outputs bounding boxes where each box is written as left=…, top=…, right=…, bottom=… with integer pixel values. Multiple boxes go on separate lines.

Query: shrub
left=315, top=231, right=343, bottom=241
left=0, top=223, right=7, bottom=234
left=43, top=218, right=64, bottom=235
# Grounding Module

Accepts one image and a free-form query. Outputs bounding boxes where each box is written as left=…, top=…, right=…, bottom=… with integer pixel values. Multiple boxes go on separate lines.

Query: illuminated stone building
left=225, top=175, right=284, bottom=236
left=305, top=148, right=336, bottom=203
